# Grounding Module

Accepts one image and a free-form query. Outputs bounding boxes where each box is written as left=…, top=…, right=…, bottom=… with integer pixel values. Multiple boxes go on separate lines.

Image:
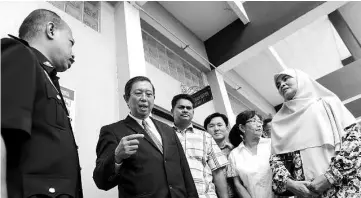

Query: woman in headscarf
left=270, top=69, right=361, bottom=197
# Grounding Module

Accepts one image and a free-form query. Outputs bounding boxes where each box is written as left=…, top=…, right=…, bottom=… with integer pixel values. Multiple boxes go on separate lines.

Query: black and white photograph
left=1, top=1, right=361, bottom=198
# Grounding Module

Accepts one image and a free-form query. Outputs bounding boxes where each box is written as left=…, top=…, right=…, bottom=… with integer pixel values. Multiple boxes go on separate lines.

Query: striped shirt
left=219, top=142, right=236, bottom=198
left=174, top=124, right=228, bottom=198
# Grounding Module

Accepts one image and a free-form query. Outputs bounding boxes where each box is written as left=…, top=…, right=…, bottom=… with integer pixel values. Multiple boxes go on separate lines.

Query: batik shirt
left=270, top=124, right=361, bottom=197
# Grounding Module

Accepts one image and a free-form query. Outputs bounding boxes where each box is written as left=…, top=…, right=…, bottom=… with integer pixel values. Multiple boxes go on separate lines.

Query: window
left=48, top=1, right=101, bottom=32
left=142, top=30, right=205, bottom=89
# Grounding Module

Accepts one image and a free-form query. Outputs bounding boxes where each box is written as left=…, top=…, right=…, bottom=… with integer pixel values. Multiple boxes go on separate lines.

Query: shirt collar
left=8, top=34, right=57, bottom=79
left=237, top=142, right=246, bottom=150
left=31, top=46, right=57, bottom=78
left=128, top=113, right=152, bottom=127
left=219, top=141, right=234, bottom=150
left=173, top=123, right=194, bottom=133
left=9, top=34, right=29, bottom=45
left=237, top=138, right=268, bottom=150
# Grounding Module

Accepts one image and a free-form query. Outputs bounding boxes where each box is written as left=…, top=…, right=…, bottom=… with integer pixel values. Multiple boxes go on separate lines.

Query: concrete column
left=114, top=2, right=146, bottom=118
left=338, top=2, right=361, bottom=58
left=329, top=9, right=361, bottom=61
left=207, top=70, right=236, bottom=126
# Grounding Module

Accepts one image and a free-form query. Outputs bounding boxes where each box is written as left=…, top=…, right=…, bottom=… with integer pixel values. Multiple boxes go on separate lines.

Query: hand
left=308, top=174, right=332, bottom=195
left=115, top=134, right=144, bottom=163
left=286, top=179, right=318, bottom=198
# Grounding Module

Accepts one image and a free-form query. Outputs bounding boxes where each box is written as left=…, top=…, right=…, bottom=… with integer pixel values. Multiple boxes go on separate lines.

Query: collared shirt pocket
left=44, top=82, right=67, bottom=129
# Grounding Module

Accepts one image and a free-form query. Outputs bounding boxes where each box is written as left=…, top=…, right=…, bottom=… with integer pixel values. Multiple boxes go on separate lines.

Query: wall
left=228, top=92, right=250, bottom=117
left=146, top=62, right=216, bottom=126
left=139, top=2, right=239, bottom=125
left=224, top=70, right=276, bottom=118
left=141, top=1, right=210, bottom=69
left=0, top=2, right=119, bottom=197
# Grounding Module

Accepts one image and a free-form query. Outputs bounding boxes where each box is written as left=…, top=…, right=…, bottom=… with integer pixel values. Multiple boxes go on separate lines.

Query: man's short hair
left=171, top=94, right=195, bottom=109
left=124, top=76, right=155, bottom=102
left=203, top=113, right=229, bottom=130
left=19, top=9, right=64, bottom=41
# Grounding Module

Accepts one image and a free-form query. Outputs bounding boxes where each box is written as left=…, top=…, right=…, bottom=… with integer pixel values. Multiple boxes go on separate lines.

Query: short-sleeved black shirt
left=1, top=35, right=83, bottom=198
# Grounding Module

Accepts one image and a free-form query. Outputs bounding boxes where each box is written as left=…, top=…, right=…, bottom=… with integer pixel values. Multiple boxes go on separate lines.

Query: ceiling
left=108, top=1, right=356, bottom=116
left=154, top=1, right=350, bottom=108
left=159, top=1, right=238, bottom=41
left=231, top=16, right=350, bottom=106
left=155, top=1, right=360, bottom=119
left=233, top=49, right=285, bottom=106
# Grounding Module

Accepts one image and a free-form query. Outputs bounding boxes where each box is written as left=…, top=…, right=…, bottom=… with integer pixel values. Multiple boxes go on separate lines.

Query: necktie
left=142, top=120, right=163, bottom=153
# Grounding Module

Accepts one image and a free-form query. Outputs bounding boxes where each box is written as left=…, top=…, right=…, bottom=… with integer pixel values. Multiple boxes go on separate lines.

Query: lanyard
left=43, top=69, right=71, bottom=118
left=43, top=69, right=59, bottom=94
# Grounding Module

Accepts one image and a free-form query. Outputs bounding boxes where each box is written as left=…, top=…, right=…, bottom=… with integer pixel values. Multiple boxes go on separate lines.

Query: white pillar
left=114, top=2, right=147, bottom=118
left=207, top=70, right=236, bottom=126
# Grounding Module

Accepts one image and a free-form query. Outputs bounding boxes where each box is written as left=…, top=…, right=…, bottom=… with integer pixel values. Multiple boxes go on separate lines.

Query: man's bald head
left=19, top=9, right=66, bottom=41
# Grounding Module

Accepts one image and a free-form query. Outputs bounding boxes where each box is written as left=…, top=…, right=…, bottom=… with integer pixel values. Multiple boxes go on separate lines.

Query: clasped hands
left=287, top=174, right=332, bottom=198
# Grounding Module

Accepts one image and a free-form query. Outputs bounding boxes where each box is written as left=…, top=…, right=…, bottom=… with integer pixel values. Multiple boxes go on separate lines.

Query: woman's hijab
left=271, top=69, right=356, bottom=155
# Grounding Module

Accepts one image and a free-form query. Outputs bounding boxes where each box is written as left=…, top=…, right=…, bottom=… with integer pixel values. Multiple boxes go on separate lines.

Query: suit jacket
left=93, top=116, right=198, bottom=198
left=1, top=36, right=82, bottom=198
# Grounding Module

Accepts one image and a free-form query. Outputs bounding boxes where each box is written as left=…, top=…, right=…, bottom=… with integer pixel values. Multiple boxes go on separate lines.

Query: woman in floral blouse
left=270, top=69, right=361, bottom=197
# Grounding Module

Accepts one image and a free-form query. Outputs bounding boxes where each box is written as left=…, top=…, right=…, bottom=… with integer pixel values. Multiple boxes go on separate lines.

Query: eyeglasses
left=246, top=119, right=263, bottom=124
left=131, top=91, right=154, bottom=98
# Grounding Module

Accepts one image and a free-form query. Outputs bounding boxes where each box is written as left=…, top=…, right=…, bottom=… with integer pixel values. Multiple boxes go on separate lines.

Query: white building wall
left=139, top=2, right=218, bottom=125
left=224, top=70, right=276, bottom=118
left=139, top=2, right=275, bottom=123
left=0, top=1, right=119, bottom=197
left=141, top=1, right=210, bottom=69
left=146, top=62, right=215, bottom=126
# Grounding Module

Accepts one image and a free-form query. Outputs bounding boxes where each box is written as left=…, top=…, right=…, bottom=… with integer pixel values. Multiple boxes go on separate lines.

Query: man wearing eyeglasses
left=93, top=76, right=198, bottom=198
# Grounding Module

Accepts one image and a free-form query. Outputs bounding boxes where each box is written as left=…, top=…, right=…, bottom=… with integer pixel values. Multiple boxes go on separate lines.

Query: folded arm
left=325, top=124, right=361, bottom=186
left=269, top=154, right=293, bottom=193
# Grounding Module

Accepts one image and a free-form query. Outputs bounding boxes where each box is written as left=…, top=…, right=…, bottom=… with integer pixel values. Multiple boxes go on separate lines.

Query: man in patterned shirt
left=204, top=113, right=237, bottom=198
left=171, top=94, right=229, bottom=198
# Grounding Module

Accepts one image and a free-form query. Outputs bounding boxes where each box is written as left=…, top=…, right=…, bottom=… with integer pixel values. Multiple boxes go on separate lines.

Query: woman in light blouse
left=227, top=110, right=274, bottom=198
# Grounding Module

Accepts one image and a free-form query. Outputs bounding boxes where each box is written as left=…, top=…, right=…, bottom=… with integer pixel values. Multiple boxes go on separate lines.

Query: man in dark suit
left=1, top=9, right=82, bottom=197
left=93, top=76, right=198, bottom=198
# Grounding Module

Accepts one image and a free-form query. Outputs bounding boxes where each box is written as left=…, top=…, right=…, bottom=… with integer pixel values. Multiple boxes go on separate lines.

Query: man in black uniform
left=1, top=9, right=82, bottom=198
